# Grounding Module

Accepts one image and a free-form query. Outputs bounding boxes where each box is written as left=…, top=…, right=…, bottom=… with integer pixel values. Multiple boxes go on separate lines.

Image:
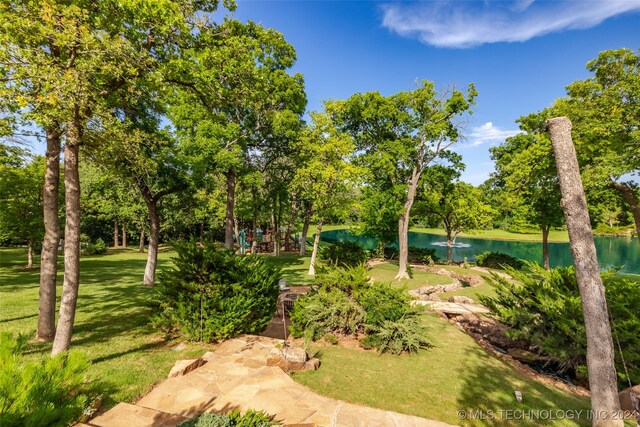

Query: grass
left=368, top=262, right=453, bottom=290
left=294, top=312, right=591, bottom=426
left=5, top=244, right=634, bottom=426
left=409, top=227, right=570, bottom=242
left=0, top=247, right=206, bottom=408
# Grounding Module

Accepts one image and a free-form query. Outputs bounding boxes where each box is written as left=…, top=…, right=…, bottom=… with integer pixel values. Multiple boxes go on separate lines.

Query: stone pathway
left=84, top=335, right=454, bottom=427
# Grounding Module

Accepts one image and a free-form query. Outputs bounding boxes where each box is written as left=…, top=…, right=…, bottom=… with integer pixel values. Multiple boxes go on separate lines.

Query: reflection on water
left=320, top=229, right=640, bottom=275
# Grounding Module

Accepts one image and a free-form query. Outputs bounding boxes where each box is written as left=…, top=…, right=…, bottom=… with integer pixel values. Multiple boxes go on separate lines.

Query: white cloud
left=381, top=0, right=640, bottom=48
left=469, top=122, right=520, bottom=147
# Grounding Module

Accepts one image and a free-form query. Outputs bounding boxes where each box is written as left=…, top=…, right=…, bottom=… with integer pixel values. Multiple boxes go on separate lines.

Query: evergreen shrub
left=153, top=240, right=281, bottom=342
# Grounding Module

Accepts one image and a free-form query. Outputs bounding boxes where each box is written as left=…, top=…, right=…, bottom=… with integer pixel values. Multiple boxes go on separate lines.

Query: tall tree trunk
left=122, top=223, right=127, bottom=248
left=272, top=199, right=280, bottom=257
left=27, top=239, right=34, bottom=269
left=446, top=227, right=453, bottom=265
left=224, top=169, right=236, bottom=249
left=308, top=221, right=323, bottom=275
left=542, top=225, right=550, bottom=270
left=285, top=192, right=297, bottom=249
left=37, top=126, right=61, bottom=342
left=396, top=170, right=420, bottom=279
left=609, top=179, right=640, bottom=240
left=300, top=202, right=312, bottom=256
left=139, top=228, right=145, bottom=253
left=547, top=116, right=622, bottom=426
left=52, top=117, right=82, bottom=356
left=144, top=199, right=160, bottom=286
left=113, top=221, right=119, bottom=248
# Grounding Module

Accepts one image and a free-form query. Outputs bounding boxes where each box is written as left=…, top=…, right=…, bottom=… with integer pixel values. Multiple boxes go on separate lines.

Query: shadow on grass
left=456, top=345, right=590, bottom=427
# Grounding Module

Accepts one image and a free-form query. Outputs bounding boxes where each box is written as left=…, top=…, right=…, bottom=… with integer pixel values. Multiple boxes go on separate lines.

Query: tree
left=331, top=81, right=477, bottom=279
left=291, top=111, right=359, bottom=275
left=547, top=116, right=622, bottom=427
left=416, top=167, right=494, bottom=264
left=490, top=112, right=565, bottom=269
left=1, top=0, right=231, bottom=354
left=0, top=149, right=44, bottom=268
left=168, top=19, right=306, bottom=250
left=560, top=49, right=640, bottom=240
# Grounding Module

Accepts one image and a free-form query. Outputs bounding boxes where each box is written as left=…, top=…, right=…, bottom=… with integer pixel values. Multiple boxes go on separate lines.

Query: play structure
left=234, top=226, right=302, bottom=254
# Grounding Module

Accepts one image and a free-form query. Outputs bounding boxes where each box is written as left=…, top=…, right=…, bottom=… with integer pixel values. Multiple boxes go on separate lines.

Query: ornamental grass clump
left=290, top=265, right=431, bottom=354
left=153, top=240, right=281, bottom=343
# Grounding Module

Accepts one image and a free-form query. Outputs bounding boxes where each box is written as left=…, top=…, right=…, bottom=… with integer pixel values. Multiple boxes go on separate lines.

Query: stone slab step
left=86, top=402, right=188, bottom=427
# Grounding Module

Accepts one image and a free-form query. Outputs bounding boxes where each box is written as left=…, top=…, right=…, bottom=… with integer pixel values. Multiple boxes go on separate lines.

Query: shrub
left=289, top=287, right=366, bottom=339
left=290, top=265, right=431, bottom=354
left=320, top=241, right=368, bottom=267
left=153, top=240, right=281, bottom=342
left=358, top=284, right=410, bottom=326
left=178, top=409, right=274, bottom=427
left=363, top=314, right=433, bottom=355
left=80, top=234, right=107, bottom=256
left=0, top=332, right=94, bottom=427
left=480, top=263, right=640, bottom=386
left=475, top=251, right=523, bottom=270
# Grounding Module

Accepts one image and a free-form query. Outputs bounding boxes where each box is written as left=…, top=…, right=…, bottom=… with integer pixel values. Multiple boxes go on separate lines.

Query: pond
left=320, top=229, right=640, bottom=275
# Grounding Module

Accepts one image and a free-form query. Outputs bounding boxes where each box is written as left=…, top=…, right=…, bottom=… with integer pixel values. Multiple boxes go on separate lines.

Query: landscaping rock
left=507, top=349, right=539, bottom=364
left=409, top=282, right=461, bottom=299
left=448, top=296, right=475, bottom=304
left=168, top=358, right=205, bottom=378
left=266, top=346, right=308, bottom=371
left=619, top=385, right=640, bottom=413
left=303, top=358, right=321, bottom=371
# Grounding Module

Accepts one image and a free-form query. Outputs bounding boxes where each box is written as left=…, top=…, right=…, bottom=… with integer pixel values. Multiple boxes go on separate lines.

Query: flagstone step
left=86, top=402, right=188, bottom=427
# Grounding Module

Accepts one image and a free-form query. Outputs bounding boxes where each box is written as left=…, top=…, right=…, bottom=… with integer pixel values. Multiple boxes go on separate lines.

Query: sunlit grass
left=0, top=247, right=206, bottom=408
left=294, top=312, right=591, bottom=427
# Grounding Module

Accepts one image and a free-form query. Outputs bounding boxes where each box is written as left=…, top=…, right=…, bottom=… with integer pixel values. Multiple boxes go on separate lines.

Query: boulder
left=266, top=346, right=309, bottom=371
left=167, top=358, right=205, bottom=378
left=507, top=349, right=539, bottom=364
left=619, top=385, right=640, bottom=413
left=303, top=358, right=321, bottom=371
left=448, top=296, right=475, bottom=304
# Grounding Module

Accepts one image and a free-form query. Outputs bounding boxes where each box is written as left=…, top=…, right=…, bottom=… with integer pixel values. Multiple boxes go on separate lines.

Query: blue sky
left=230, top=0, right=640, bottom=184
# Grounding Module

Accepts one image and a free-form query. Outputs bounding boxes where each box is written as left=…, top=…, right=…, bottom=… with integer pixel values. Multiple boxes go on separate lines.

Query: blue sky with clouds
left=231, top=0, right=640, bottom=184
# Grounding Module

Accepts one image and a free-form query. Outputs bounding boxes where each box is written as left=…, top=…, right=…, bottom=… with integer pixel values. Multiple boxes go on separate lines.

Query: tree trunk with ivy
left=547, top=116, right=622, bottom=427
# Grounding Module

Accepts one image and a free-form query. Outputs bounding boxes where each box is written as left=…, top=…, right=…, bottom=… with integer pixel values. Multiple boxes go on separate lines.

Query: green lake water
left=320, top=229, right=640, bottom=275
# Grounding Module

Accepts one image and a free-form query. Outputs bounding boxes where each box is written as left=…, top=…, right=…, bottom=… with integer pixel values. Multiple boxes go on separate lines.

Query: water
left=320, top=229, right=640, bottom=275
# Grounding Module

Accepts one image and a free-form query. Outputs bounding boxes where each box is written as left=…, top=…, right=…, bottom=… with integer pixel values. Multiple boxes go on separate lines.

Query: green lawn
left=3, top=246, right=623, bottom=426
left=368, top=262, right=454, bottom=290
left=0, top=247, right=206, bottom=408
left=294, top=313, right=591, bottom=427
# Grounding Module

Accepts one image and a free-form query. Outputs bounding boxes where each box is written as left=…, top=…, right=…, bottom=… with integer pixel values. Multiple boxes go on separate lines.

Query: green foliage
left=0, top=332, right=93, bottom=427
left=178, top=409, right=274, bottom=427
left=0, top=152, right=45, bottom=251
left=475, top=251, right=524, bottom=270
left=154, top=240, right=281, bottom=342
left=480, top=264, right=640, bottom=385
left=363, top=315, right=433, bottom=355
left=289, top=287, right=366, bottom=339
left=80, top=234, right=107, bottom=256
left=320, top=241, right=368, bottom=268
left=290, top=265, right=430, bottom=354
